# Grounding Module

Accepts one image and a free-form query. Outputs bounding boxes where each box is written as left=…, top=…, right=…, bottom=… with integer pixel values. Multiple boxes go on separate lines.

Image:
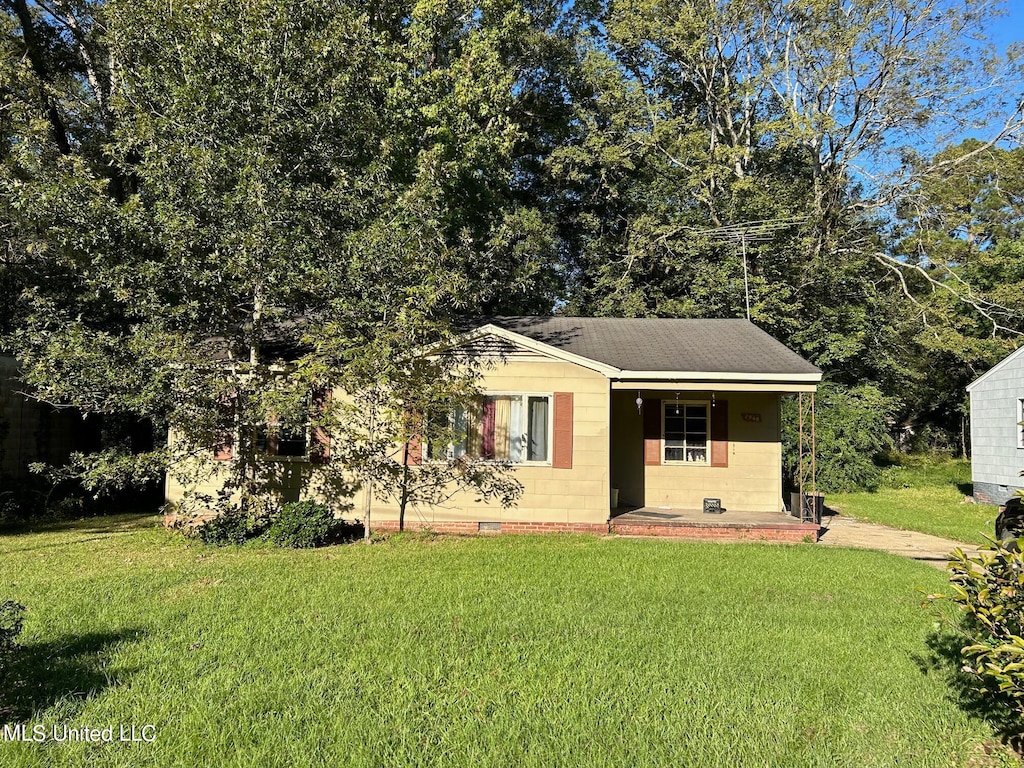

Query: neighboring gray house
left=967, top=345, right=1024, bottom=505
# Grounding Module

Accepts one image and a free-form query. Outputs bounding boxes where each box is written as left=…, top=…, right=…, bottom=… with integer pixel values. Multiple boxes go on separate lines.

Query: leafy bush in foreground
left=0, top=600, right=25, bottom=691
left=929, top=539, right=1024, bottom=739
left=265, top=501, right=335, bottom=548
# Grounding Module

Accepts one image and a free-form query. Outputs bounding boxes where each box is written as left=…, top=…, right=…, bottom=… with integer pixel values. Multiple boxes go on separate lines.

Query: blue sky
left=992, top=0, right=1023, bottom=55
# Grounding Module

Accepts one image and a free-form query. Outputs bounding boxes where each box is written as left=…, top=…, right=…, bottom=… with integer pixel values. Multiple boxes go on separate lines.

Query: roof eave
left=966, top=344, right=1024, bottom=392
left=466, top=324, right=623, bottom=376
left=613, top=370, right=822, bottom=383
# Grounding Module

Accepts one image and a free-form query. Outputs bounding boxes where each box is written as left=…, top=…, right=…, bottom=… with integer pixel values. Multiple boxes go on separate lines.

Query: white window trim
left=429, top=391, right=555, bottom=466
left=661, top=399, right=711, bottom=466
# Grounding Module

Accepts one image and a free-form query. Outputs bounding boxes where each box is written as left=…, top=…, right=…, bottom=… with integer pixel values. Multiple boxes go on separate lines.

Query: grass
left=0, top=515, right=1018, bottom=767
left=828, top=457, right=999, bottom=546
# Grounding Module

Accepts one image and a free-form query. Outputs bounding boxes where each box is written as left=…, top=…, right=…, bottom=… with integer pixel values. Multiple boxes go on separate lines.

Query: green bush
left=0, top=600, right=25, bottom=690
left=929, top=540, right=1024, bottom=736
left=192, top=507, right=266, bottom=546
left=264, top=500, right=335, bottom=548
left=782, top=382, right=896, bottom=493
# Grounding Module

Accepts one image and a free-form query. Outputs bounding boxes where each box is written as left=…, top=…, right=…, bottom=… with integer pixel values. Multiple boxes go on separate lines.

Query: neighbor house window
left=1018, top=398, right=1024, bottom=449
left=428, top=394, right=552, bottom=464
left=662, top=400, right=709, bottom=464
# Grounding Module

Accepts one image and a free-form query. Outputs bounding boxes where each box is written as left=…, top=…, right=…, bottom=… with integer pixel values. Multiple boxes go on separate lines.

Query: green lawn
left=828, top=458, right=999, bottom=546
left=0, top=515, right=1017, bottom=767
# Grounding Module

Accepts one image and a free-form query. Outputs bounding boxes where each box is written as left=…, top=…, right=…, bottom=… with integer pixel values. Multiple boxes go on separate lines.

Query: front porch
left=610, top=506, right=821, bottom=542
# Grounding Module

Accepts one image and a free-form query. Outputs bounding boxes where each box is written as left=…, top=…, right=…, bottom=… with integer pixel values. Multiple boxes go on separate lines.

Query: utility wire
left=681, top=216, right=810, bottom=320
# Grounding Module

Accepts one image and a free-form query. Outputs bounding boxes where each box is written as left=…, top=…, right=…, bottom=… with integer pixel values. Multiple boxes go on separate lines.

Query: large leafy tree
left=550, top=0, right=1023, bottom=453
left=0, top=0, right=563, bottom=512
left=890, top=140, right=1024, bottom=446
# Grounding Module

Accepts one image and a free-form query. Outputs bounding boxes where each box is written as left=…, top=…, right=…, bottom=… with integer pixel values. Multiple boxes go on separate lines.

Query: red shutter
left=404, top=408, right=422, bottom=466
left=310, top=388, right=332, bottom=464
left=406, top=436, right=422, bottom=466
left=552, top=392, right=573, bottom=469
left=643, top=398, right=661, bottom=466
left=711, top=398, right=729, bottom=468
left=481, top=398, right=496, bottom=460
left=213, top=392, right=235, bottom=461
left=265, top=422, right=280, bottom=457
left=213, top=437, right=233, bottom=461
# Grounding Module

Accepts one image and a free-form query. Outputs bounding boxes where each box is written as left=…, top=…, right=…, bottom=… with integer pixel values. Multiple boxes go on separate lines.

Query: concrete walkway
left=818, top=514, right=976, bottom=568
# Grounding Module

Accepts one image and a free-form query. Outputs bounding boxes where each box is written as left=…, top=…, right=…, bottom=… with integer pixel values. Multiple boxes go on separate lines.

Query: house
left=165, top=317, right=823, bottom=540
left=967, top=344, right=1024, bottom=505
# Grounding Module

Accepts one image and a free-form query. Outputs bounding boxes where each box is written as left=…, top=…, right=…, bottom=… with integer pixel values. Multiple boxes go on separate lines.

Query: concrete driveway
left=818, top=514, right=977, bottom=568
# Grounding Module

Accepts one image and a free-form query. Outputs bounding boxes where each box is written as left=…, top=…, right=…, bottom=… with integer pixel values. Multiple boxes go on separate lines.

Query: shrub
left=929, top=539, right=1024, bottom=737
left=0, top=601, right=24, bottom=656
left=192, top=507, right=266, bottom=546
left=0, top=600, right=25, bottom=691
left=264, top=500, right=334, bottom=548
left=782, top=382, right=896, bottom=493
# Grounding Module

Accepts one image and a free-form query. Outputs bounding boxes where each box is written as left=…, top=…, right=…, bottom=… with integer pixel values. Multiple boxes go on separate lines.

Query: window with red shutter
left=710, top=399, right=729, bottom=467
left=309, top=388, right=332, bottom=464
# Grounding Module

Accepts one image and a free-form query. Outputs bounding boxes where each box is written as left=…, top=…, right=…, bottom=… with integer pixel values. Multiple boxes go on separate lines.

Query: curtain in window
left=528, top=396, right=548, bottom=461
left=466, top=403, right=483, bottom=458
left=481, top=398, right=496, bottom=459
left=493, top=396, right=512, bottom=460
left=509, top=396, right=523, bottom=462
left=451, top=406, right=468, bottom=459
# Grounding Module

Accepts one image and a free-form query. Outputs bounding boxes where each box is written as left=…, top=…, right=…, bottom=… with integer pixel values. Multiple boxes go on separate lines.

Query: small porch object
left=703, top=498, right=723, bottom=514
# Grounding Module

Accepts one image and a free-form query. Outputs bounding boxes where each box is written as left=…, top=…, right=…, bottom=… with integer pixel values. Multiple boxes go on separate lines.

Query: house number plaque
left=741, top=412, right=761, bottom=422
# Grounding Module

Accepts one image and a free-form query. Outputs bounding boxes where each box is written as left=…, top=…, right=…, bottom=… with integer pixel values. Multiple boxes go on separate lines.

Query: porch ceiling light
left=635, top=392, right=643, bottom=414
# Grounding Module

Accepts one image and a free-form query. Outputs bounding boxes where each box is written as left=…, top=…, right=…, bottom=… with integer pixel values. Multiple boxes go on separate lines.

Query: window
left=212, top=387, right=331, bottom=462
left=256, top=420, right=308, bottom=458
left=428, top=394, right=552, bottom=464
left=1018, top=398, right=1024, bottom=449
left=662, top=400, right=709, bottom=464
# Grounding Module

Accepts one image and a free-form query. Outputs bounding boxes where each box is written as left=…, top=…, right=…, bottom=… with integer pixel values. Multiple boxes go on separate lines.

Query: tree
left=332, top=327, right=523, bottom=534
left=887, top=140, right=1024, bottom=448
left=781, top=382, right=896, bottom=493
left=0, top=0, right=558, bottom=516
left=551, top=0, right=1023, bottom=455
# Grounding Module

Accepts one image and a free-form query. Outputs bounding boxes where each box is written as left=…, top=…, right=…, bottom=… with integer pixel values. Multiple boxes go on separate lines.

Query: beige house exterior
left=166, top=318, right=821, bottom=535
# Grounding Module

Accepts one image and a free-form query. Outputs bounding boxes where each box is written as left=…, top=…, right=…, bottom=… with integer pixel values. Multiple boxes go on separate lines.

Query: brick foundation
left=609, top=520, right=820, bottom=542
left=372, top=518, right=819, bottom=542
left=163, top=511, right=212, bottom=528
left=165, top=512, right=820, bottom=543
left=371, top=520, right=609, bottom=535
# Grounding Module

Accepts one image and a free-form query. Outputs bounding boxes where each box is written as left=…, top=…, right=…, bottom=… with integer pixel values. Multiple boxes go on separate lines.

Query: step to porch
left=609, top=508, right=821, bottom=543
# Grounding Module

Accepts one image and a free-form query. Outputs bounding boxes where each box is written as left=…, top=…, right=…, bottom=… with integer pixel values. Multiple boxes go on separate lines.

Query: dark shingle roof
left=482, top=317, right=820, bottom=376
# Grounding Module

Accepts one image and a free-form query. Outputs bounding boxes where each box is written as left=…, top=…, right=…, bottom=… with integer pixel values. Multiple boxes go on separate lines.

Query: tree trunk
left=363, top=392, right=377, bottom=542
left=399, top=442, right=410, bottom=532
left=12, top=0, right=71, bottom=155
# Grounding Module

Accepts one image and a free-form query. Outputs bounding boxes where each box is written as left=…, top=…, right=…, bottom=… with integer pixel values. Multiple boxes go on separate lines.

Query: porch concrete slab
left=609, top=506, right=820, bottom=542
left=817, top=515, right=977, bottom=568
left=612, top=506, right=806, bottom=527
